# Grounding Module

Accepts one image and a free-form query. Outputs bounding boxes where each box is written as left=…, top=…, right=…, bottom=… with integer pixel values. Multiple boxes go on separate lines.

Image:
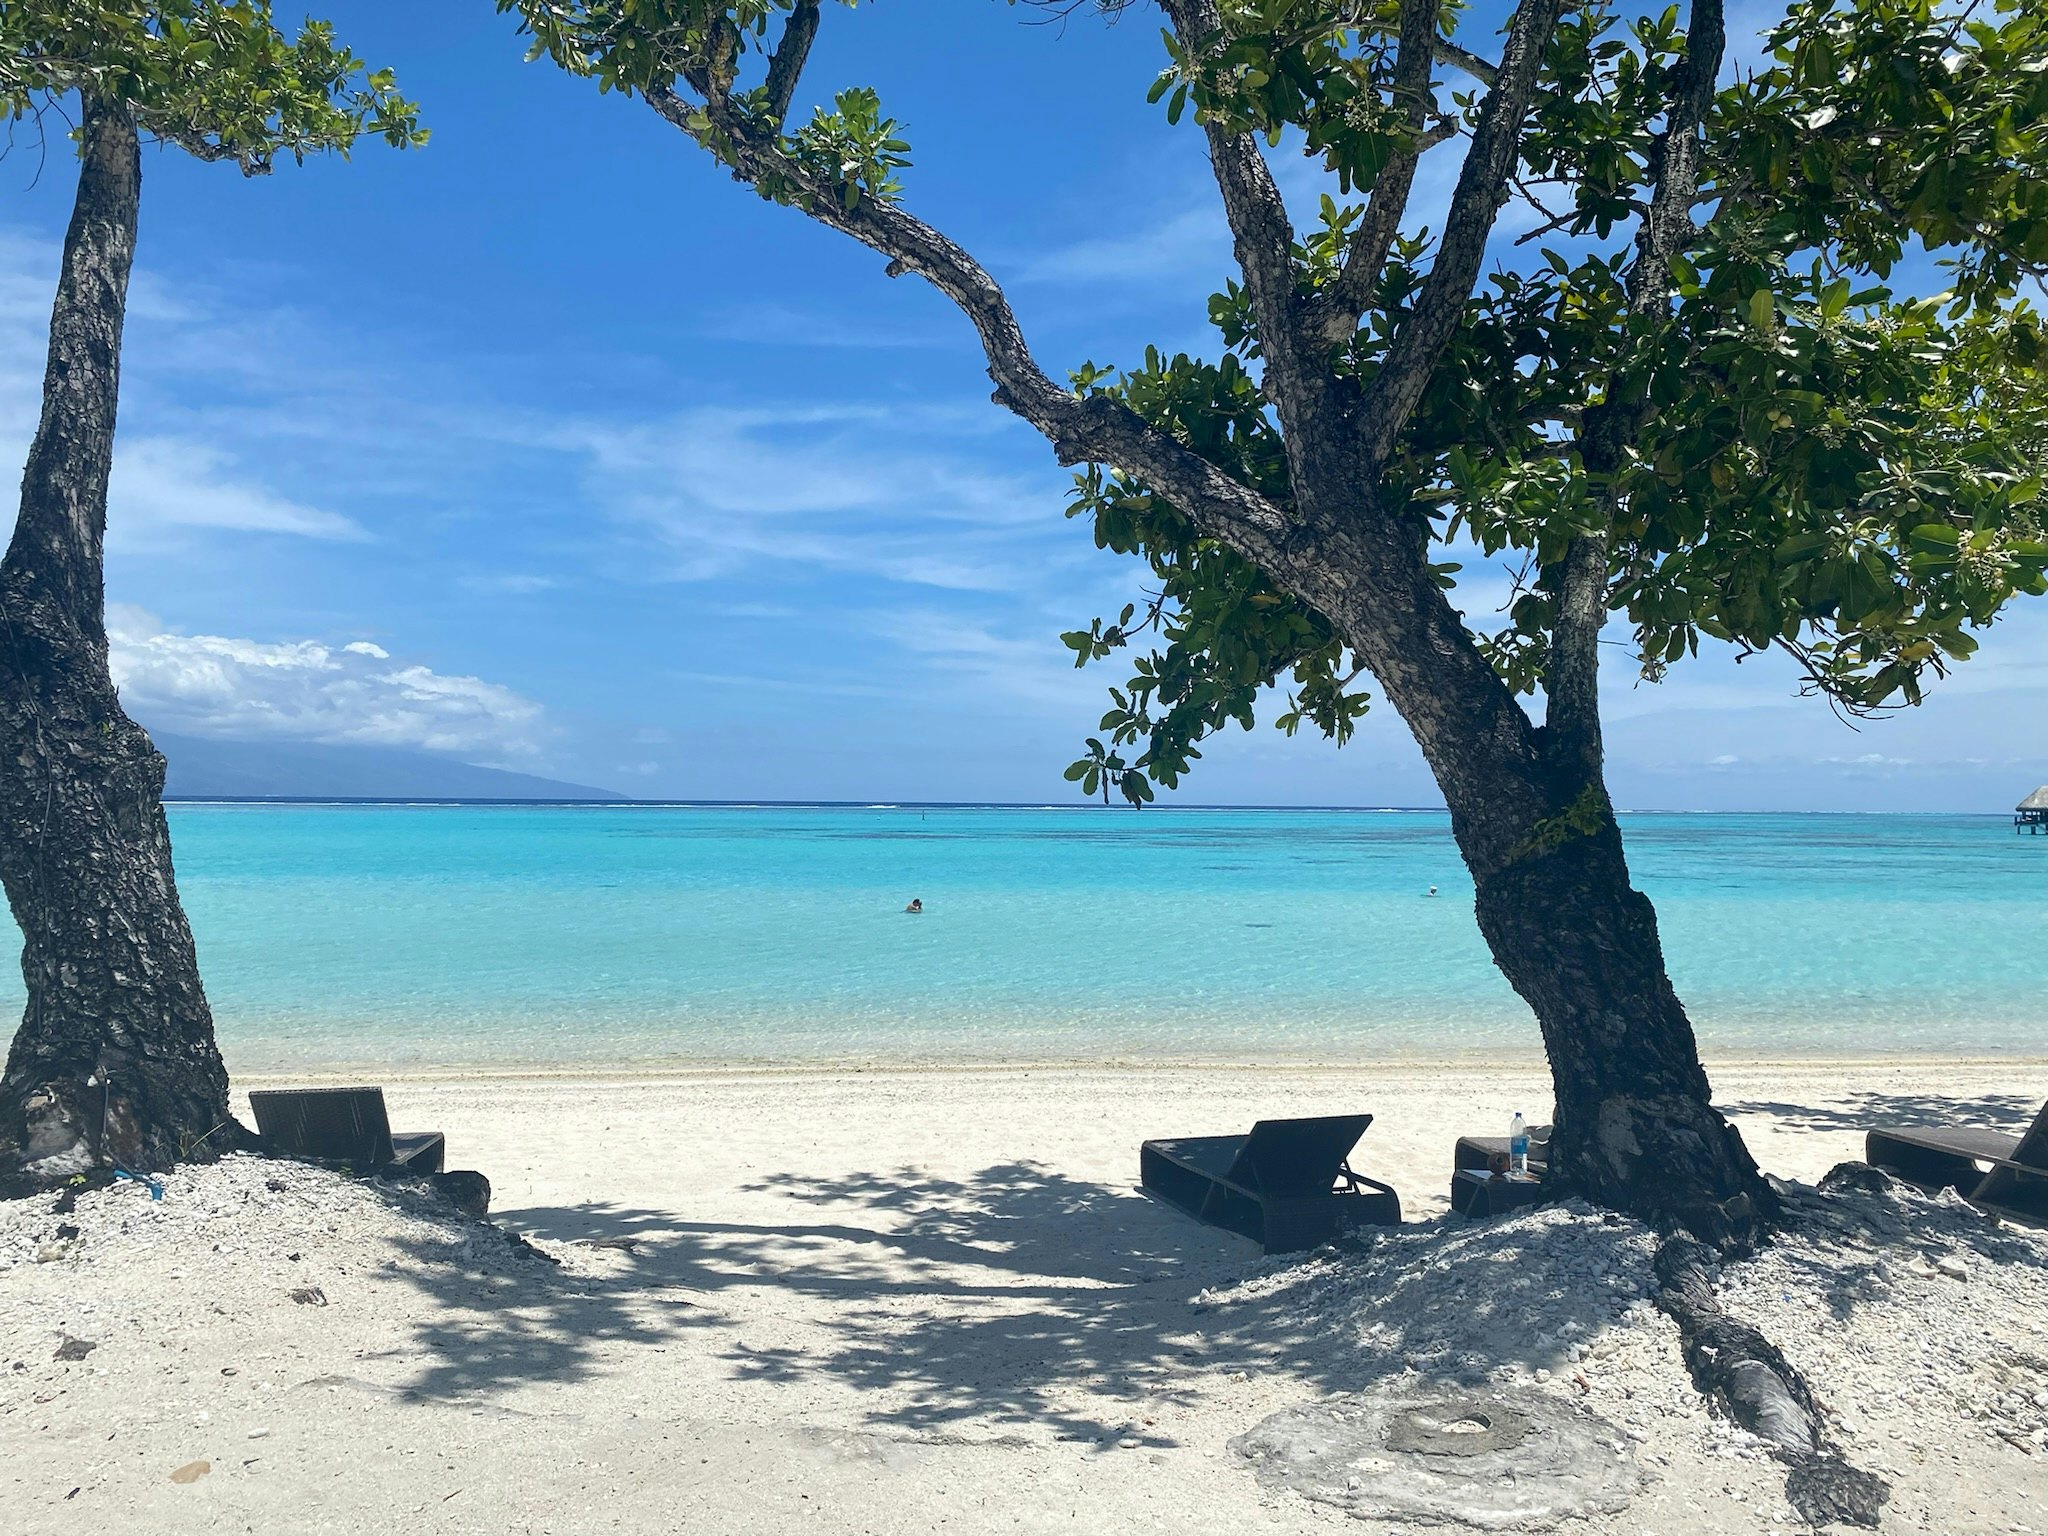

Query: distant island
left=154, top=732, right=623, bottom=802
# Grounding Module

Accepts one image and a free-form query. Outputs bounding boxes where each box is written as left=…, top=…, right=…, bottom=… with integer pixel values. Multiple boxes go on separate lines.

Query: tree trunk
left=1465, top=785, right=1771, bottom=1248
left=1293, top=525, right=1772, bottom=1247
left=0, top=95, right=237, bottom=1188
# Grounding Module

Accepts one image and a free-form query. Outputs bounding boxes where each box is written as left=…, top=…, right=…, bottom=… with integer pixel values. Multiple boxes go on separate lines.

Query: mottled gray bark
left=0, top=94, right=236, bottom=1188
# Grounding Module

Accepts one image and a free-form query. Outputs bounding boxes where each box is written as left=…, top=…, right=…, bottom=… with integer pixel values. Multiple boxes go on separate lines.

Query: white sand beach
left=5, top=1058, right=2048, bottom=1534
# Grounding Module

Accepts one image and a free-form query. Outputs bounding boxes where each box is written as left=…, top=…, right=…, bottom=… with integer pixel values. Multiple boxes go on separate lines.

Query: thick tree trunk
left=0, top=95, right=236, bottom=1188
left=1465, top=784, right=1771, bottom=1247
left=1294, top=526, right=1772, bottom=1247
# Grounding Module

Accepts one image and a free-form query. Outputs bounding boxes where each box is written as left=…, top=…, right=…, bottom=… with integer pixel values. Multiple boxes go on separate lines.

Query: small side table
left=1451, top=1168, right=1546, bottom=1218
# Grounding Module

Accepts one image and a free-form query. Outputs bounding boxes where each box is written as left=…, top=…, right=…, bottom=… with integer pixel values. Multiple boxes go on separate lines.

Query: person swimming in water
left=904, top=898, right=923, bottom=913
left=1427, top=885, right=1438, bottom=897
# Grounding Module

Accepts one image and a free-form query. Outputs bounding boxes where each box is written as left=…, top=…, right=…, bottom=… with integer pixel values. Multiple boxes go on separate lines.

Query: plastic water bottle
left=1510, top=1112, right=1529, bottom=1177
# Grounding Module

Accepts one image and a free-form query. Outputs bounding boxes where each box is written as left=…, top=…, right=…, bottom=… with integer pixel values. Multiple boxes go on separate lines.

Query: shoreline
left=232, top=1051, right=2048, bottom=1087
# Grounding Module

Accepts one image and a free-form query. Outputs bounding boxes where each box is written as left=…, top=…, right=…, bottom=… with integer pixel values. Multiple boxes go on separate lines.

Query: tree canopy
left=0, top=0, right=424, bottom=172
left=502, top=0, right=2048, bottom=804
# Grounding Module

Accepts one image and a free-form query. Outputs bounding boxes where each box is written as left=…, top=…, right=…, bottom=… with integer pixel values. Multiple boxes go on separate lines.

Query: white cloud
left=0, top=234, right=58, bottom=446
left=0, top=237, right=368, bottom=552
left=108, top=438, right=365, bottom=544
left=107, top=605, right=544, bottom=760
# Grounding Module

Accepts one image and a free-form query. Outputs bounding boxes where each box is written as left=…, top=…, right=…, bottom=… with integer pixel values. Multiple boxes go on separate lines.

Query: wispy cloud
left=872, top=606, right=1100, bottom=714
left=561, top=402, right=1076, bottom=590
left=1, top=238, right=370, bottom=552
left=700, top=301, right=953, bottom=350
left=109, top=438, right=366, bottom=544
left=1012, top=203, right=1226, bottom=286
left=108, top=605, right=546, bottom=760
left=457, top=572, right=561, bottom=596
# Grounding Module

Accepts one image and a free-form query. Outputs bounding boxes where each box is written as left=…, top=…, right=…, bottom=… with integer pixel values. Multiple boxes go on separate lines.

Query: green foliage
left=1058, top=347, right=1372, bottom=806
left=1508, top=781, right=1613, bottom=862
left=500, top=2, right=908, bottom=213
left=0, top=1, right=424, bottom=170
left=1068, top=0, right=2048, bottom=802
left=1147, top=0, right=1475, bottom=194
left=782, top=85, right=909, bottom=210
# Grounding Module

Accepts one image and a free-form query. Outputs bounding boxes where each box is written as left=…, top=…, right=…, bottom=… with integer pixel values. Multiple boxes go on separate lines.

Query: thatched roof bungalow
left=2018, top=787, right=2048, bottom=832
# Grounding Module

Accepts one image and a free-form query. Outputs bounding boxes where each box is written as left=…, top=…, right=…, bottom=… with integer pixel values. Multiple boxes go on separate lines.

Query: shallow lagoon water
left=1, top=805, right=2039, bottom=1071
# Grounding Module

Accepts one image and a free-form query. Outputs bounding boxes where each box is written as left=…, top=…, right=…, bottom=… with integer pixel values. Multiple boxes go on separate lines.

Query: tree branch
left=1307, top=0, right=1445, bottom=347
left=1327, top=0, right=1499, bottom=84
left=641, top=83, right=1297, bottom=562
left=136, top=122, right=272, bottom=176
left=762, top=0, right=820, bottom=129
left=1543, top=528, right=1608, bottom=767
left=1355, top=0, right=1567, bottom=465
left=1433, top=36, right=1500, bottom=87
left=1157, top=0, right=1324, bottom=428
left=1548, top=0, right=1726, bottom=773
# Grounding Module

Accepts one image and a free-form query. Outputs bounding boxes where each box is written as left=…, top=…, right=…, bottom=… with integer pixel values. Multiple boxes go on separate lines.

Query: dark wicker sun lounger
left=249, top=1086, right=446, bottom=1174
left=1139, top=1114, right=1400, bottom=1254
left=1865, top=1100, right=2048, bottom=1223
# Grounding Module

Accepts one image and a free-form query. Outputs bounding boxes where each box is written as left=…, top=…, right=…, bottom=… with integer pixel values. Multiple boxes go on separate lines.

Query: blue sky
left=1, top=0, right=2042, bottom=810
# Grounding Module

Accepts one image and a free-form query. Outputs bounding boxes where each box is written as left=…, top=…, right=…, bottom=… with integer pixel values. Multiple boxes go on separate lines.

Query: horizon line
left=159, top=796, right=2027, bottom=817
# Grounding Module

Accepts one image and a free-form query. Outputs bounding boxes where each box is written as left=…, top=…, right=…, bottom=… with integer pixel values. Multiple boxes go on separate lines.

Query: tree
left=0, top=3, right=421, bottom=1187
left=500, top=0, right=2048, bottom=1246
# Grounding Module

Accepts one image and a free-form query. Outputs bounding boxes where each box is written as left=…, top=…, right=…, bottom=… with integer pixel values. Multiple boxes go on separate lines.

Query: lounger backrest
left=2013, top=1100, right=2048, bottom=1171
left=249, top=1087, right=396, bottom=1166
left=1227, top=1114, right=1372, bottom=1196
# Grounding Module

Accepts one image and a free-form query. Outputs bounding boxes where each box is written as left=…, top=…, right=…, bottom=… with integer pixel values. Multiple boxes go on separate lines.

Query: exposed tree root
left=1654, top=1236, right=1890, bottom=1529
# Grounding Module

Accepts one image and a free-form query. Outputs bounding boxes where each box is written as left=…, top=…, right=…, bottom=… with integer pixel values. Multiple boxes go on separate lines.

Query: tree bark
left=0, top=94, right=236, bottom=1188
left=1280, top=522, right=1772, bottom=1248
left=1466, top=797, right=1771, bottom=1247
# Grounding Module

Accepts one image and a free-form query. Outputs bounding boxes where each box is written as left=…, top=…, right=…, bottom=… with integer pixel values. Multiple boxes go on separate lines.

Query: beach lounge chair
left=1865, top=1100, right=2048, bottom=1223
left=249, top=1086, right=446, bottom=1174
left=1139, top=1114, right=1399, bottom=1254
left=1453, top=1124, right=1553, bottom=1175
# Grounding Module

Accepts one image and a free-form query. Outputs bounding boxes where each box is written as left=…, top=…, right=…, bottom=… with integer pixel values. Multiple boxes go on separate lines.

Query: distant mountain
left=153, top=732, right=623, bottom=802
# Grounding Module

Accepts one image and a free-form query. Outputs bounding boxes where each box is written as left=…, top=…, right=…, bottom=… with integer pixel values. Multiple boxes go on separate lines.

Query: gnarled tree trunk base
left=1470, top=818, right=1774, bottom=1250
left=0, top=663, right=246, bottom=1190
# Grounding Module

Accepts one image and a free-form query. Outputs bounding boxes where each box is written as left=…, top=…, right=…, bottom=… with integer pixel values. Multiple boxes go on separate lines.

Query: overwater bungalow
left=2019, top=787, right=2048, bottom=833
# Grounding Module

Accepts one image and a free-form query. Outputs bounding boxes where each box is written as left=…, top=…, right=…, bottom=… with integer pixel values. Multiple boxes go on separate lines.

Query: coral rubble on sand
left=1202, top=1179, right=2048, bottom=1529
left=2, top=1152, right=2046, bottom=1533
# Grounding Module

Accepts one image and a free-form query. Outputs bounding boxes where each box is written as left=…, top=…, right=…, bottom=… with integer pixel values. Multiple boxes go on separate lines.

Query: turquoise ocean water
left=0, top=805, right=2040, bottom=1071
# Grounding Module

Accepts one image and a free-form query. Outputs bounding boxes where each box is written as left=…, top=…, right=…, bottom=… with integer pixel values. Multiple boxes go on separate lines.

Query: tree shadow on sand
left=377, top=1160, right=1655, bottom=1443
left=1724, top=1089, right=2044, bottom=1137
left=370, top=1204, right=721, bottom=1403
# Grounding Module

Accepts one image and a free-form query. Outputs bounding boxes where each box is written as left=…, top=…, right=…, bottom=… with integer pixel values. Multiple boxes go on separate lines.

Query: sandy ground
left=4, top=1058, right=2047, bottom=1535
